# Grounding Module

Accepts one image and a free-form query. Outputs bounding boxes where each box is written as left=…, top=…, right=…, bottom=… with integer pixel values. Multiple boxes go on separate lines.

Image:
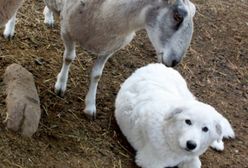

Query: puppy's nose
left=186, top=140, right=197, bottom=150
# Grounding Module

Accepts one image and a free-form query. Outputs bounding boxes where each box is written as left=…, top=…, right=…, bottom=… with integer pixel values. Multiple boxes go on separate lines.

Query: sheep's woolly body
left=44, top=0, right=64, bottom=15
left=60, top=0, right=151, bottom=55
left=0, top=0, right=23, bottom=27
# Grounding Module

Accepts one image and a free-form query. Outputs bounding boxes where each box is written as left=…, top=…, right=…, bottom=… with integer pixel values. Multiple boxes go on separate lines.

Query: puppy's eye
left=202, top=127, right=209, bottom=132
left=185, top=119, right=192, bottom=125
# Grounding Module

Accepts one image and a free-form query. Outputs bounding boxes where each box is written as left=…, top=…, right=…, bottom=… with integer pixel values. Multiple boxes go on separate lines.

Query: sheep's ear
left=156, top=0, right=175, bottom=5
left=187, top=0, right=196, bottom=16
left=166, top=0, right=176, bottom=4
left=165, top=107, right=183, bottom=121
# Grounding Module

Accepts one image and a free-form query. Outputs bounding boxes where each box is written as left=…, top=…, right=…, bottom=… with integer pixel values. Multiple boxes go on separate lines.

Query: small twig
left=92, top=160, right=98, bottom=168
left=3, top=159, right=25, bottom=168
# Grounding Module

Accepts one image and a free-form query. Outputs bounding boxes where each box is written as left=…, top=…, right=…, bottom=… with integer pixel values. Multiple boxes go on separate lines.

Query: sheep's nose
left=186, top=140, right=197, bottom=150
left=171, top=60, right=179, bottom=67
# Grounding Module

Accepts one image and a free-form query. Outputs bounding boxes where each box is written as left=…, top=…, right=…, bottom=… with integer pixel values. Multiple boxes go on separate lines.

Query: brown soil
left=0, top=0, right=247, bottom=167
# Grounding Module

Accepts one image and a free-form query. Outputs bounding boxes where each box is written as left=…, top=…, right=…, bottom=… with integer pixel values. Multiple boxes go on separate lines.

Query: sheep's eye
left=202, top=127, right=209, bottom=132
left=185, top=119, right=192, bottom=125
left=172, top=8, right=187, bottom=30
left=174, top=11, right=183, bottom=24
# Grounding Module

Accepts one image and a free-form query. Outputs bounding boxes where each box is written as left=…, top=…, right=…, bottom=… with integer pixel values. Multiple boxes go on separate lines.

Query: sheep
left=43, top=0, right=64, bottom=27
left=115, top=63, right=235, bottom=168
left=45, top=0, right=196, bottom=119
left=0, top=0, right=24, bottom=39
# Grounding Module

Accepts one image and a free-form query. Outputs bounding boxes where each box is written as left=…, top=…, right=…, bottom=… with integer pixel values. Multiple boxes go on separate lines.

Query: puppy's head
left=163, top=101, right=234, bottom=156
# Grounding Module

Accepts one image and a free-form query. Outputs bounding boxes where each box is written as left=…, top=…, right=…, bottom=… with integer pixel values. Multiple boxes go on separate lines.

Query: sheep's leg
left=3, top=13, right=17, bottom=39
left=55, top=33, right=76, bottom=97
left=43, top=6, right=54, bottom=27
left=84, top=54, right=113, bottom=119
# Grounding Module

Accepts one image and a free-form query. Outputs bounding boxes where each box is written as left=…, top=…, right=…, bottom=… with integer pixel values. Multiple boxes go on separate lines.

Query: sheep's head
left=146, top=0, right=196, bottom=67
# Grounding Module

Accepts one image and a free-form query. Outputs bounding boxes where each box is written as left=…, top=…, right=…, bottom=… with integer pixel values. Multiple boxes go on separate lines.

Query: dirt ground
left=0, top=0, right=247, bottom=167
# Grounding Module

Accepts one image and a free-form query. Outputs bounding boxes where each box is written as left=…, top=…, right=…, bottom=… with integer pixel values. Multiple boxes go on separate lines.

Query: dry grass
left=0, top=0, right=247, bottom=167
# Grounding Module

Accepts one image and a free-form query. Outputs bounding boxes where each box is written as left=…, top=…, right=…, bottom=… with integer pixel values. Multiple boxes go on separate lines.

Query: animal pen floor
left=0, top=0, right=247, bottom=167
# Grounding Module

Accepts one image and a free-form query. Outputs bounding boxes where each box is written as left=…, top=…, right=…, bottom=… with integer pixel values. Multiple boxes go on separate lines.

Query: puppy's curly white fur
left=115, top=63, right=234, bottom=168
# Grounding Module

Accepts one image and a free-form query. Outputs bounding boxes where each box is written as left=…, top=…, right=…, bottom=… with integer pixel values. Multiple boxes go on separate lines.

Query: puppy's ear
left=211, top=124, right=224, bottom=151
left=164, top=107, right=183, bottom=121
left=211, top=114, right=235, bottom=151
left=214, top=115, right=235, bottom=140
left=219, top=116, right=235, bottom=139
left=215, top=123, right=222, bottom=140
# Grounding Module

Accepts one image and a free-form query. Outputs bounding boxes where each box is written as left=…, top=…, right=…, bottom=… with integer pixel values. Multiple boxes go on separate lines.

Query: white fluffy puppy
left=115, top=63, right=234, bottom=168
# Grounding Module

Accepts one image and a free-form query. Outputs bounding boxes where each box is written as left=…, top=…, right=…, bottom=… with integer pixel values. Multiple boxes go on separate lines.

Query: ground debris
left=3, top=63, right=41, bottom=137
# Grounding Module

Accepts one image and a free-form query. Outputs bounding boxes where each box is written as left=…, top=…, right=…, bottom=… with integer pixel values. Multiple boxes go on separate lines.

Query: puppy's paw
left=211, top=140, right=224, bottom=151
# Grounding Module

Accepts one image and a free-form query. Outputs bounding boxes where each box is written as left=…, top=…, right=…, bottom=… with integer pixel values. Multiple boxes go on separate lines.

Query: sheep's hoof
left=3, top=33, right=14, bottom=40
left=54, top=88, right=65, bottom=98
left=45, top=23, right=54, bottom=28
left=84, top=106, right=96, bottom=120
